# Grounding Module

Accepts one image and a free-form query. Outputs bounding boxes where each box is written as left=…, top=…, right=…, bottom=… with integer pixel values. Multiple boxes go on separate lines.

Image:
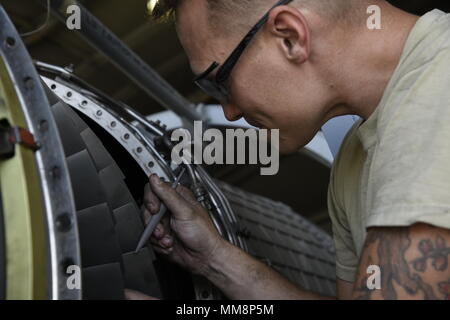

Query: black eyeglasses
left=194, top=0, right=293, bottom=103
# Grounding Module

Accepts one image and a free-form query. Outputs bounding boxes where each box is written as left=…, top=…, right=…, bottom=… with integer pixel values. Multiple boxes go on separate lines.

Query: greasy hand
left=142, top=174, right=225, bottom=275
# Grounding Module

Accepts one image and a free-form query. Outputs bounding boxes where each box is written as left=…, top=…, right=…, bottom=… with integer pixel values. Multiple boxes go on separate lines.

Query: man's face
left=176, top=0, right=334, bottom=154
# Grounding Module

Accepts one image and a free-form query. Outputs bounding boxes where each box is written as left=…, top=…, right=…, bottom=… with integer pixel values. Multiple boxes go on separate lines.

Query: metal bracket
left=0, top=5, right=81, bottom=299
left=0, top=123, right=39, bottom=159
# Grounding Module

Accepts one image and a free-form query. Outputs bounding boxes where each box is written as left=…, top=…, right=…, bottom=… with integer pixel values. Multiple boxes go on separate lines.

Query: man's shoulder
left=328, top=120, right=366, bottom=212
left=375, top=9, right=450, bottom=137
left=331, top=120, right=366, bottom=180
left=388, top=9, right=450, bottom=86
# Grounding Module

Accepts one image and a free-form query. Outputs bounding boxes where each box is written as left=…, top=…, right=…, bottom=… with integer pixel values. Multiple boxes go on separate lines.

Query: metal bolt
left=39, top=119, right=48, bottom=133
left=55, top=213, right=72, bottom=232
left=123, top=133, right=130, bottom=140
left=23, top=77, right=33, bottom=90
left=60, top=257, right=75, bottom=275
left=66, top=91, right=72, bottom=98
left=136, top=147, right=143, bottom=153
left=49, top=166, right=61, bottom=179
left=96, top=110, right=103, bottom=117
left=6, top=37, right=15, bottom=47
left=110, top=121, right=117, bottom=128
left=148, top=161, right=154, bottom=168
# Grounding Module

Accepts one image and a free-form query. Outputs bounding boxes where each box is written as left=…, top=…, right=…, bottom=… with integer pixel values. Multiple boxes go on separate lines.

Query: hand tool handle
left=135, top=205, right=168, bottom=253
left=135, top=167, right=186, bottom=253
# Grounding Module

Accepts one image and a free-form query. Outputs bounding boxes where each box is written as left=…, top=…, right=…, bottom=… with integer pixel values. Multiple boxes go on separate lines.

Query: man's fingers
left=142, top=207, right=151, bottom=225
left=176, top=185, right=210, bottom=220
left=176, top=185, right=200, bottom=207
left=153, top=246, right=173, bottom=256
left=150, top=238, right=174, bottom=255
left=152, top=223, right=165, bottom=239
left=161, top=213, right=172, bottom=235
left=150, top=234, right=174, bottom=249
left=143, top=182, right=161, bottom=214
left=160, top=234, right=174, bottom=247
left=150, top=174, right=194, bottom=220
left=152, top=213, right=171, bottom=237
left=124, top=289, right=159, bottom=300
left=142, top=209, right=167, bottom=236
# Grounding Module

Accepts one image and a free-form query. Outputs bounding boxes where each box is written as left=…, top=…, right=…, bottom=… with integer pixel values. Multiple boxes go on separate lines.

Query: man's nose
left=222, top=102, right=243, bottom=122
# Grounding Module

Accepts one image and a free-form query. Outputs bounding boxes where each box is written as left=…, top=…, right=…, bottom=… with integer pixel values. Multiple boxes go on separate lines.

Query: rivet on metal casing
left=5, top=37, right=15, bottom=47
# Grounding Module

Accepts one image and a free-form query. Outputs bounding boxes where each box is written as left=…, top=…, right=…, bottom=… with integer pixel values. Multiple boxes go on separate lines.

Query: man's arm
left=337, top=279, right=354, bottom=299
left=202, top=240, right=335, bottom=300
left=352, top=223, right=450, bottom=299
left=145, top=175, right=339, bottom=300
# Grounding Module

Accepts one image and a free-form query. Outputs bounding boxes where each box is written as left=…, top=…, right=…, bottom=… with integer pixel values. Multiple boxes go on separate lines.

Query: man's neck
left=335, top=3, right=420, bottom=121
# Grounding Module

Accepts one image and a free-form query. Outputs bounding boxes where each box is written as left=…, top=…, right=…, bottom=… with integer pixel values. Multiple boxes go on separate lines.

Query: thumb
left=149, top=174, right=194, bottom=220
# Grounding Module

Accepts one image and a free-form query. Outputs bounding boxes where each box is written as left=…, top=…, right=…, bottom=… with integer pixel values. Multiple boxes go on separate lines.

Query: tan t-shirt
left=327, top=9, right=450, bottom=282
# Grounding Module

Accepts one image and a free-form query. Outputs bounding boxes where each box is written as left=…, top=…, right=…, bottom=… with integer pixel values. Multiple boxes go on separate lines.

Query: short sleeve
left=367, top=49, right=450, bottom=230
left=327, top=161, right=359, bottom=282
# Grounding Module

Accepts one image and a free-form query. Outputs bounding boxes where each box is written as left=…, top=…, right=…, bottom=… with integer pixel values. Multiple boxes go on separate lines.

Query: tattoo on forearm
left=354, top=227, right=439, bottom=300
left=438, top=278, right=450, bottom=300
left=412, top=236, right=450, bottom=272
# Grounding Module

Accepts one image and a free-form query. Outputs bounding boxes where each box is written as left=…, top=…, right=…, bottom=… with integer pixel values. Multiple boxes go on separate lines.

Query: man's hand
left=142, top=174, right=333, bottom=300
left=353, top=223, right=450, bottom=299
left=124, top=289, right=159, bottom=300
left=142, top=174, right=226, bottom=276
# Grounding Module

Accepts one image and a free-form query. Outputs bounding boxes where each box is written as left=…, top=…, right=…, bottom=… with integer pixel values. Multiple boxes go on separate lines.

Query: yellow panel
left=0, top=57, right=47, bottom=299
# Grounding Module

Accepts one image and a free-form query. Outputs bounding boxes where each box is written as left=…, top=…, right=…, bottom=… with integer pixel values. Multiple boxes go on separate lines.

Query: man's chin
left=268, top=131, right=312, bottom=155
left=278, top=136, right=314, bottom=155
left=278, top=142, right=300, bottom=156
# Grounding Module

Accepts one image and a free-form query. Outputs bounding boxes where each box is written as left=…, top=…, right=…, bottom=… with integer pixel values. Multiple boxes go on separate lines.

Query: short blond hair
left=150, top=0, right=364, bottom=29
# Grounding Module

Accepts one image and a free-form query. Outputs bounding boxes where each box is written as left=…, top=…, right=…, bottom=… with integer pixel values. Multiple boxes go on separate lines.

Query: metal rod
left=37, top=0, right=203, bottom=122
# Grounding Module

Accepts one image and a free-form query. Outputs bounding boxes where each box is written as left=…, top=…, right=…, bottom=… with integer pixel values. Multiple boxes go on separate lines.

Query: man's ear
left=265, top=6, right=311, bottom=64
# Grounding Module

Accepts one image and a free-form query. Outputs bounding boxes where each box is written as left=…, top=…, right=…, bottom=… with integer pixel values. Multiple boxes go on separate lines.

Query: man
left=141, top=0, right=450, bottom=299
